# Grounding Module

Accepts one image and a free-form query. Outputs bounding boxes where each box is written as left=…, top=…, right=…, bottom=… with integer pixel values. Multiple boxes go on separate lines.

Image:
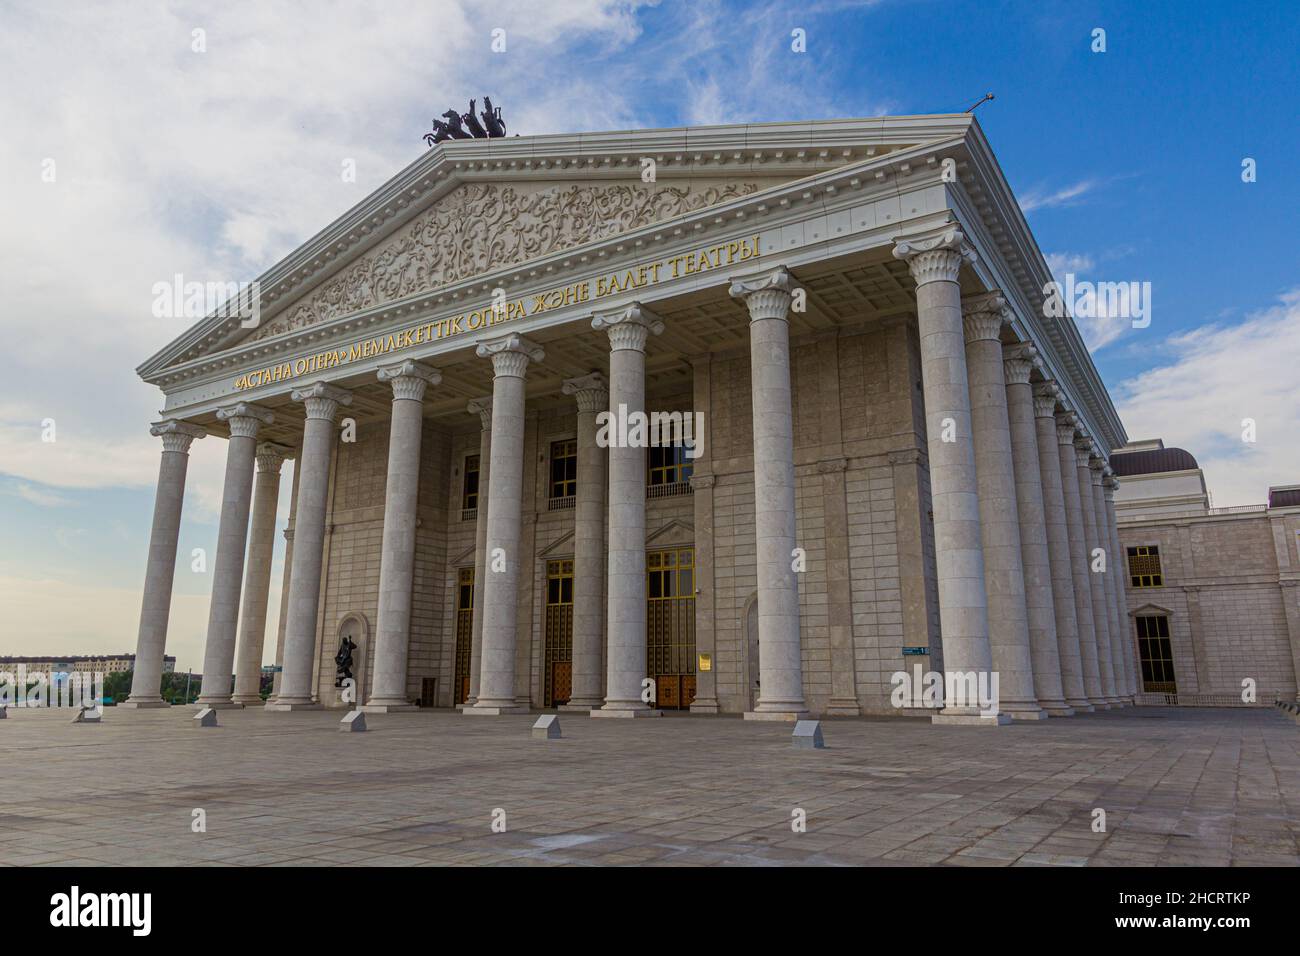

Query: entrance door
left=647, top=548, right=696, bottom=709
left=453, top=568, right=473, bottom=704
left=544, top=559, right=573, bottom=706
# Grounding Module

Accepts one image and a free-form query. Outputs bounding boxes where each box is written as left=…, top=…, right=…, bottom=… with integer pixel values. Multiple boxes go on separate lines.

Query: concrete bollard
left=792, top=719, right=824, bottom=749
left=532, top=714, right=561, bottom=739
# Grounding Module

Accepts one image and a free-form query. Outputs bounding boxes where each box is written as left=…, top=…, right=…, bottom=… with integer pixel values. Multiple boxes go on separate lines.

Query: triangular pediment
left=1129, top=602, right=1175, bottom=617
left=647, top=517, right=694, bottom=547
left=241, top=178, right=769, bottom=346
left=537, top=529, right=574, bottom=558
left=139, top=116, right=975, bottom=380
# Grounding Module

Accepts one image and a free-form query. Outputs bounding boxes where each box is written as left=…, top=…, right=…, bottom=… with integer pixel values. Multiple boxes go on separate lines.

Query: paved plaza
left=1, top=706, right=1296, bottom=867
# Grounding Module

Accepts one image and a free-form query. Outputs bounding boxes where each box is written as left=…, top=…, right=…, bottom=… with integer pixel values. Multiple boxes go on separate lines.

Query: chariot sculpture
left=424, top=96, right=507, bottom=145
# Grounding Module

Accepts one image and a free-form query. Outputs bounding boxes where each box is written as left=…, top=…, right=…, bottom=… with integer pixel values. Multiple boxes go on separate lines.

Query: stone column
left=269, top=382, right=351, bottom=710
left=268, top=461, right=300, bottom=703
left=591, top=304, right=662, bottom=718
left=1076, top=441, right=1120, bottom=705
left=365, top=361, right=440, bottom=711
left=688, top=358, right=720, bottom=714
left=893, top=226, right=1003, bottom=725
left=466, top=397, right=492, bottom=706
left=197, top=403, right=274, bottom=707
left=1104, top=477, right=1138, bottom=699
left=123, top=420, right=206, bottom=707
left=561, top=373, right=609, bottom=711
left=231, top=442, right=292, bottom=705
left=730, top=268, right=808, bottom=720
left=1034, top=386, right=1091, bottom=711
left=466, top=334, right=543, bottom=715
left=1102, top=473, right=1133, bottom=702
left=1056, top=415, right=1107, bottom=707
left=1003, top=346, right=1071, bottom=716
left=961, top=294, right=1042, bottom=720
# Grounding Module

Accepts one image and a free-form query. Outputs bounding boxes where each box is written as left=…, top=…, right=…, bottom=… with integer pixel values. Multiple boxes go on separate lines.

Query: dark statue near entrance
left=334, top=635, right=357, bottom=688
left=424, top=97, right=507, bottom=146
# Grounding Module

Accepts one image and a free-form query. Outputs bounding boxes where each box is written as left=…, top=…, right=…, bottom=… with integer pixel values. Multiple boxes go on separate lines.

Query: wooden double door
left=544, top=560, right=574, bottom=706
left=647, top=548, right=696, bottom=709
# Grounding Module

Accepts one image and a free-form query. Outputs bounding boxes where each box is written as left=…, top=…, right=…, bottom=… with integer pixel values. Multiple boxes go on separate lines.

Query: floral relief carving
left=250, top=180, right=760, bottom=341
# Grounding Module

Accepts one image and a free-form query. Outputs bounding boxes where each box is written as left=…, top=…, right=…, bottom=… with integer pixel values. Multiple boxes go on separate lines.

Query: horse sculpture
left=424, top=97, right=508, bottom=146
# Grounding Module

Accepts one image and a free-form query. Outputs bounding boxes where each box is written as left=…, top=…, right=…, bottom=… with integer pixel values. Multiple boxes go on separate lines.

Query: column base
left=689, top=699, right=721, bottom=714
left=591, top=706, right=662, bottom=718
left=557, top=702, right=597, bottom=713
left=743, top=709, right=810, bottom=722
left=1040, top=703, right=1075, bottom=717
left=264, top=699, right=321, bottom=712
left=931, top=711, right=1011, bottom=726
left=1065, top=698, right=1095, bottom=713
left=464, top=701, right=529, bottom=716
left=194, top=699, right=243, bottom=710
left=119, top=698, right=169, bottom=709
left=360, top=702, right=419, bottom=714
left=1003, top=704, right=1049, bottom=721
left=230, top=696, right=264, bottom=706
left=1087, top=699, right=1111, bottom=710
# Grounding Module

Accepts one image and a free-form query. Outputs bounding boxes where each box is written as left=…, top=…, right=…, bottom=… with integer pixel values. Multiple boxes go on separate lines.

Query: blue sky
left=1, top=0, right=1296, bottom=671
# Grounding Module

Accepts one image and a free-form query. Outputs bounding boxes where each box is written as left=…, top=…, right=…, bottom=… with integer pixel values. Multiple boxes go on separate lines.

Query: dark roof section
left=1270, top=488, right=1300, bottom=508
left=1110, top=447, right=1199, bottom=477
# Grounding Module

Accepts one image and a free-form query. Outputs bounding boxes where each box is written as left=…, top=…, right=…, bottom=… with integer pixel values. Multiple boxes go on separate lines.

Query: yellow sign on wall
left=232, top=235, right=761, bottom=391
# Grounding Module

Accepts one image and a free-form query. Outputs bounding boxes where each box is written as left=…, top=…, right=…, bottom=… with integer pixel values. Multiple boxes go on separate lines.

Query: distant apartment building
left=1113, top=438, right=1300, bottom=702
left=0, top=654, right=176, bottom=675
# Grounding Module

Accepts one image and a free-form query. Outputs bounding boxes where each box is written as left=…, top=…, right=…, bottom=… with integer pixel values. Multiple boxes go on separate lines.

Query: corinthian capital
left=892, top=222, right=977, bottom=286
left=467, top=396, right=493, bottom=430
left=378, top=360, right=441, bottom=402
left=591, top=303, right=664, bottom=352
left=151, top=419, right=207, bottom=454
left=961, top=292, right=1009, bottom=343
left=291, top=381, right=352, bottom=422
left=1002, top=342, right=1040, bottom=385
left=728, top=266, right=800, bottom=321
left=216, top=401, right=274, bottom=440
left=476, top=333, right=545, bottom=378
left=562, top=372, right=609, bottom=413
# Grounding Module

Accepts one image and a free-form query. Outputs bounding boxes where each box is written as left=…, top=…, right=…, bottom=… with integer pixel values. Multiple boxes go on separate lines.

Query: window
left=549, top=439, right=577, bottom=499
left=648, top=418, right=694, bottom=488
left=1135, top=614, right=1176, bottom=693
left=1126, top=545, right=1163, bottom=588
left=461, top=455, right=480, bottom=512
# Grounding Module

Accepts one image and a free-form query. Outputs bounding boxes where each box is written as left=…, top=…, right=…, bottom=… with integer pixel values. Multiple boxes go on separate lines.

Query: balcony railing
left=647, top=480, right=692, bottom=500
left=548, top=495, right=575, bottom=511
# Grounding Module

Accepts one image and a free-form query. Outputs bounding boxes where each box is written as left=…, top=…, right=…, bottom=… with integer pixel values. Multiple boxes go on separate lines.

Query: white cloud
left=1115, top=288, right=1300, bottom=507
left=6, top=482, right=72, bottom=508
left=1018, top=179, right=1097, bottom=213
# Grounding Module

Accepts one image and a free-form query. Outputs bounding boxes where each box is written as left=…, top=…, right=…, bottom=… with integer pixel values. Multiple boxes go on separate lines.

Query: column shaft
left=467, top=335, right=541, bottom=715
left=592, top=307, right=660, bottom=717
left=893, top=229, right=1001, bottom=725
left=124, top=421, right=204, bottom=707
left=733, top=270, right=807, bottom=719
left=231, top=445, right=288, bottom=704
left=1077, top=451, right=1120, bottom=704
left=1034, top=390, right=1090, bottom=711
left=1004, top=352, right=1070, bottom=715
left=367, top=362, right=438, bottom=711
left=1094, top=476, right=1130, bottom=704
left=271, top=383, right=350, bottom=709
left=562, top=375, right=608, bottom=710
left=963, top=297, right=1041, bottom=719
left=198, top=404, right=272, bottom=706
left=1104, top=486, right=1137, bottom=698
left=1057, top=420, right=1107, bottom=707
left=467, top=400, right=492, bottom=705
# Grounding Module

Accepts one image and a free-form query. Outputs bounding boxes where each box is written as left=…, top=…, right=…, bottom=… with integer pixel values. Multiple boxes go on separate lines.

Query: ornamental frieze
left=248, top=180, right=760, bottom=342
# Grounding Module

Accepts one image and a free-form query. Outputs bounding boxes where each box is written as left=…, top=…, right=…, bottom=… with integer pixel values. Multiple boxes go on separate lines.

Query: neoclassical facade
left=124, top=115, right=1141, bottom=722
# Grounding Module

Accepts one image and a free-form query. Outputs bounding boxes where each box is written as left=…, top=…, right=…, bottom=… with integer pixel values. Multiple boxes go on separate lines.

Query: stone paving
left=0, top=705, right=1295, bottom=866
